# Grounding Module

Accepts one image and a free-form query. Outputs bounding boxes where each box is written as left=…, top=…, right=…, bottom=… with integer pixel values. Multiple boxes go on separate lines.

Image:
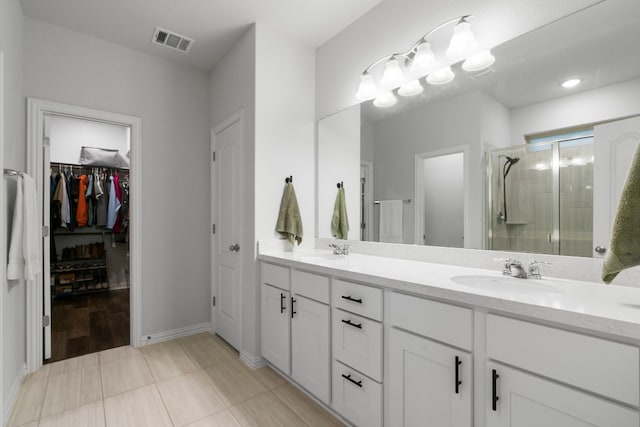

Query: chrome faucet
left=329, top=243, right=350, bottom=255
left=499, top=258, right=551, bottom=279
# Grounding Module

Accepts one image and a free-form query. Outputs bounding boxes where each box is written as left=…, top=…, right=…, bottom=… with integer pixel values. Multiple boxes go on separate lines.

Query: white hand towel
left=23, top=174, right=42, bottom=280
left=379, top=200, right=403, bottom=243
left=7, top=178, right=25, bottom=280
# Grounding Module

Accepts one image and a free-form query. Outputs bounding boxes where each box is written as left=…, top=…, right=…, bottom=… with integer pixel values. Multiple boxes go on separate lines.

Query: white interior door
left=211, top=113, right=243, bottom=350
left=42, top=134, right=51, bottom=360
left=593, top=116, right=640, bottom=258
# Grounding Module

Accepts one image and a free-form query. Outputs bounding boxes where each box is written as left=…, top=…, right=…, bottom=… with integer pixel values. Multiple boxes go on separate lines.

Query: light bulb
left=446, top=20, right=477, bottom=58
left=398, top=80, right=423, bottom=97
left=355, top=73, right=377, bottom=101
left=426, top=66, right=455, bottom=85
left=462, top=50, right=495, bottom=72
left=379, top=58, right=404, bottom=89
left=410, top=42, right=438, bottom=76
left=373, top=91, right=397, bottom=108
left=561, top=78, right=582, bottom=89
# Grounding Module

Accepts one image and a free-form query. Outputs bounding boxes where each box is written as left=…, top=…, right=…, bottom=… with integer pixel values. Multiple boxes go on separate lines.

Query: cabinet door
left=261, top=283, right=290, bottom=374
left=487, top=363, right=639, bottom=427
left=292, top=295, right=330, bottom=404
left=389, top=328, right=472, bottom=427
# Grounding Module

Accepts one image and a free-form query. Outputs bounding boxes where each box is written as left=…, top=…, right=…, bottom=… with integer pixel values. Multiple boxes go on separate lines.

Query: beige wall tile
left=101, top=354, right=153, bottom=398
left=104, top=384, right=172, bottom=427
left=156, top=370, right=226, bottom=426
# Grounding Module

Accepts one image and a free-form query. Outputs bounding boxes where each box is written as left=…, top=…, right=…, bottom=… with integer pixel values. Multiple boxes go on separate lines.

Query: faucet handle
left=528, top=260, right=551, bottom=279
left=494, top=257, right=513, bottom=276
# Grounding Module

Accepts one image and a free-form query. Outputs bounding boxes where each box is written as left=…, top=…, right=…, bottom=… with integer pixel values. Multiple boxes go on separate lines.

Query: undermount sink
left=451, top=274, right=567, bottom=297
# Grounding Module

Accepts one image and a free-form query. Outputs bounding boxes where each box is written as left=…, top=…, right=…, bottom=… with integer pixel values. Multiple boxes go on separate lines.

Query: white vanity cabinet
left=389, top=292, right=473, bottom=427
left=291, top=270, right=331, bottom=404
left=260, top=263, right=291, bottom=374
left=332, top=279, right=384, bottom=427
left=486, top=314, right=640, bottom=426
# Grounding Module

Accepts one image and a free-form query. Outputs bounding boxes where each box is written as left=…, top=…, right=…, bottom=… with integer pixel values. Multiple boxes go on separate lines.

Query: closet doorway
left=27, top=99, right=141, bottom=372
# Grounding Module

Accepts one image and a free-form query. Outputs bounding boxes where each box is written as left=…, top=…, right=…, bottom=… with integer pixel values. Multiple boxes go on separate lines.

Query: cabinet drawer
left=333, top=309, right=383, bottom=381
left=390, top=292, right=473, bottom=351
left=292, top=270, right=329, bottom=304
left=262, top=262, right=290, bottom=291
left=332, top=360, right=382, bottom=427
left=332, top=279, right=383, bottom=321
left=487, top=314, right=640, bottom=406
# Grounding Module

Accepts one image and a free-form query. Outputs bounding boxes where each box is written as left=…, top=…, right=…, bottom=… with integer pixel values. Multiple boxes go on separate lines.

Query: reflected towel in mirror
left=331, top=187, right=349, bottom=239
left=379, top=200, right=403, bottom=243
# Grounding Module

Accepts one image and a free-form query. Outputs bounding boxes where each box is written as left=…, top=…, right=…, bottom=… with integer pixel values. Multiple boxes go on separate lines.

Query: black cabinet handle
left=341, top=295, right=363, bottom=304
left=291, top=297, right=296, bottom=319
left=342, top=373, right=363, bottom=388
left=280, top=293, right=286, bottom=314
left=455, top=356, right=462, bottom=394
left=341, top=319, right=362, bottom=329
left=492, top=369, right=500, bottom=411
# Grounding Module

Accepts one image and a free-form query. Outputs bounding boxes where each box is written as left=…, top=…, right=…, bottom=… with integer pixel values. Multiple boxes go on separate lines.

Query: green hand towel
left=275, top=183, right=303, bottom=245
left=331, top=187, right=349, bottom=240
left=602, top=144, right=640, bottom=283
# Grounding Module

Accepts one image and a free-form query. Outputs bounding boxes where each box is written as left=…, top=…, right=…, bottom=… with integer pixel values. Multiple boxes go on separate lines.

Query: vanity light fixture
left=561, top=78, right=582, bottom=88
left=355, top=15, right=495, bottom=107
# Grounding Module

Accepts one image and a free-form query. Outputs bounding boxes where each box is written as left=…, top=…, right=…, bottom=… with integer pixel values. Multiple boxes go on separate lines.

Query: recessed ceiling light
left=560, top=78, right=582, bottom=89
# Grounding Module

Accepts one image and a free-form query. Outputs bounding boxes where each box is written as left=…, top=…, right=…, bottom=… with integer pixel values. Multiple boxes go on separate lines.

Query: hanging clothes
left=107, top=175, right=121, bottom=229
left=112, top=174, right=123, bottom=233
left=66, top=171, right=78, bottom=231
left=96, top=173, right=108, bottom=227
left=86, top=174, right=95, bottom=227
left=76, top=174, right=89, bottom=227
left=53, top=171, right=70, bottom=228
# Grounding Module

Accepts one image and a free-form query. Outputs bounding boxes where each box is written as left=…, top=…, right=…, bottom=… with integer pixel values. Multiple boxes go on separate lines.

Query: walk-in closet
left=46, top=114, right=131, bottom=362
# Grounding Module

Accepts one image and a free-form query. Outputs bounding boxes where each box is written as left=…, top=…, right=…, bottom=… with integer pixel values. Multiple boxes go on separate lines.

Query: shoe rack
left=52, top=241, right=109, bottom=298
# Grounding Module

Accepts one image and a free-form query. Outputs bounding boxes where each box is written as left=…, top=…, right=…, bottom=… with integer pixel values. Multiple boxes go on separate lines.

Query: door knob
left=229, top=243, right=240, bottom=252
left=594, top=245, right=606, bottom=254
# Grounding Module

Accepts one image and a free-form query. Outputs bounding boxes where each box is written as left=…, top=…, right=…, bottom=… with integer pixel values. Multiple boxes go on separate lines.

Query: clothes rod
left=3, top=168, right=24, bottom=177
left=374, top=198, right=411, bottom=204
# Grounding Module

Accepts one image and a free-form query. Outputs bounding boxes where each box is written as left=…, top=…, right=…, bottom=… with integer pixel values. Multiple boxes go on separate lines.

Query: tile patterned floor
left=8, top=333, right=345, bottom=427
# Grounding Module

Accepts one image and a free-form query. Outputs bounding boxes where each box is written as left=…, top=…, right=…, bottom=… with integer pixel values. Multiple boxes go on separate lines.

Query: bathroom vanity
left=258, top=248, right=640, bottom=427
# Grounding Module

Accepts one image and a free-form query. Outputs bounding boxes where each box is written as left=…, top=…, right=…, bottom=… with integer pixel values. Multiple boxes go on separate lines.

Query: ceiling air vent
left=152, top=27, right=194, bottom=53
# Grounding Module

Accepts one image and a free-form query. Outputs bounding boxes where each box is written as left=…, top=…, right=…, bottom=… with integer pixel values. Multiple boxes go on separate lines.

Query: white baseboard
left=240, top=351, right=266, bottom=369
left=3, top=364, right=26, bottom=426
left=137, top=322, right=211, bottom=347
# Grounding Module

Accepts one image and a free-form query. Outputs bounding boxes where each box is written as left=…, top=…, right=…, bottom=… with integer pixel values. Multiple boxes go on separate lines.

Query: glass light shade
left=462, top=50, right=495, bottom=72
left=379, top=58, right=404, bottom=89
left=410, top=42, right=438, bottom=76
left=355, top=73, right=377, bottom=101
left=426, top=66, right=455, bottom=85
left=373, top=90, right=397, bottom=108
left=446, top=20, right=477, bottom=58
left=398, top=79, right=424, bottom=97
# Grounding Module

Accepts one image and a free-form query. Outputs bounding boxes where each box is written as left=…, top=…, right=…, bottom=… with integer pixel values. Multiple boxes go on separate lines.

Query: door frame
left=0, top=50, right=5, bottom=424
left=210, top=109, right=244, bottom=348
left=26, top=98, right=142, bottom=372
left=414, top=145, right=470, bottom=246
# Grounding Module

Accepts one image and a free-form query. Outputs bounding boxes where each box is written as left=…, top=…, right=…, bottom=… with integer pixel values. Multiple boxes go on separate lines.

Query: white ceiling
left=19, top=0, right=383, bottom=71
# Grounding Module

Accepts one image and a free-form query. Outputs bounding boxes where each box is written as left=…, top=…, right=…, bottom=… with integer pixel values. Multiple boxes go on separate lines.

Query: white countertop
left=259, top=250, right=640, bottom=341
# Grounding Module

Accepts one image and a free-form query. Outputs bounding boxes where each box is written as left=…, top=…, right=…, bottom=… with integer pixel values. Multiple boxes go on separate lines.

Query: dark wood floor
left=47, top=289, right=130, bottom=363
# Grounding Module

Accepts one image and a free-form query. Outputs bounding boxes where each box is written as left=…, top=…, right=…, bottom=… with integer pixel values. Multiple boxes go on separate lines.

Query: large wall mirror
left=317, top=0, right=640, bottom=258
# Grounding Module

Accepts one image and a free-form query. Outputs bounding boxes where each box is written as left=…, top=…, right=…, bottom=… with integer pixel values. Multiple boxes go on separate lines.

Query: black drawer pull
left=291, top=297, right=296, bottom=319
left=341, top=295, right=363, bottom=304
left=455, top=356, right=462, bottom=394
left=280, top=293, right=286, bottom=314
left=492, top=369, right=500, bottom=411
left=341, top=319, right=362, bottom=329
left=342, top=374, right=362, bottom=388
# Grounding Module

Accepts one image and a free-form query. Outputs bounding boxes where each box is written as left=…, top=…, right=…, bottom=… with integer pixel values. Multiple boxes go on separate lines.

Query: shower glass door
left=486, top=130, right=594, bottom=256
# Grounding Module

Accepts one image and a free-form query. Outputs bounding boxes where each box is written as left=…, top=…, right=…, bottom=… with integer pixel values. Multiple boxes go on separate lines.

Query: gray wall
left=24, top=18, right=212, bottom=339
left=1, top=0, right=26, bottom=418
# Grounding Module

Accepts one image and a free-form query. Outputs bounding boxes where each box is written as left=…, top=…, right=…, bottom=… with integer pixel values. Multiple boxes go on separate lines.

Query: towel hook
left=285, top=175, right=293, bottom=184
left=337, top=181, right=344, bottom=188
